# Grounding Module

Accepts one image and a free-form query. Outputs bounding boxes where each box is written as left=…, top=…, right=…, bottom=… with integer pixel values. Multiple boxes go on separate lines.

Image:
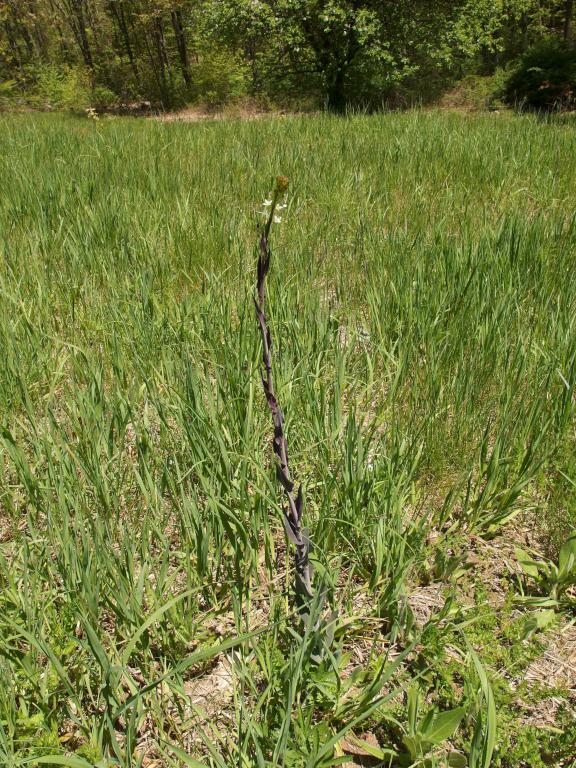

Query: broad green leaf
left=521, top=609, right=556, bottom=640
left=402, top=734, right=422, bottom=761
left=559, top=532, right=576, bottom=580
left=22, top=757, right=94, bottom=768
left=407, top=684, right=419, bottom=734
left=341, top=733, right=393, bottom=760
left=448, top=752, right=468, bottom=767
left=420, top=706, right=466, bottom=744
left=467, top=644, right=496, bottom=768
left=514, top=547, right=540, bottom=579
left=515, top=595, right=559, bottom=608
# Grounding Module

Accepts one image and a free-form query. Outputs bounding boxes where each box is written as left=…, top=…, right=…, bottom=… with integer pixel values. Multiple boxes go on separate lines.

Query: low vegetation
left=0, top=111, right=575, bottom=766
left=504, top=39, right=576, bottom=111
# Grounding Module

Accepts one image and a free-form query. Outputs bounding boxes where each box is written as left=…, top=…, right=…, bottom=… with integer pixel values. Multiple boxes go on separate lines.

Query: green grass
left=0, top=111, right=575, bottom=767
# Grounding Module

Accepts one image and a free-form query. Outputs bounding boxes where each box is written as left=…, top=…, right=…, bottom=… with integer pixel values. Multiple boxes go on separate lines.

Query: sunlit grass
left=0, top=111, right=575, bottom=767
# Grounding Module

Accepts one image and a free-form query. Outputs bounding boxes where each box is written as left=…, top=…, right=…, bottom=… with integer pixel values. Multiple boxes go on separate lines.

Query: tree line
left=0, top=0, right=574, bottom=112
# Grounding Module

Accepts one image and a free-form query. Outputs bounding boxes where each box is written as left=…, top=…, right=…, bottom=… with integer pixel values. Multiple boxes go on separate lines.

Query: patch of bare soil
left=0, top=513, right=13, bottom=543
left=153, top=105, right=300, bottom=123
left=521, top=624, right=576, bottom=728
left=185, top=653, right=235, bottom=713
left=435, top=520, right=576, bottom=731
left=408, top=583, right=447, bottom=625
left=154, top=107, right=260, bottom=123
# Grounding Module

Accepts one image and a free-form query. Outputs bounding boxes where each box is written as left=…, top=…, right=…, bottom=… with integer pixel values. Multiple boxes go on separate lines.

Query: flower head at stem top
left=275, top=175, right=289, bottom=194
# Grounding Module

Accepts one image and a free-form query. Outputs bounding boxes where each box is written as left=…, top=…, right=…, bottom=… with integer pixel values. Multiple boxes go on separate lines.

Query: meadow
left=0, top=111, right=575, bottom=767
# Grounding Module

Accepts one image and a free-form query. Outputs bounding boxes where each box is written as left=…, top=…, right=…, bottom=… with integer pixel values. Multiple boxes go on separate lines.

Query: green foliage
left=467, top=646, right=496, bottom=768
left=90, top=85, right=119, bottom=111
left=0, top=111, right=575, bottom=764
left=31, top=65, right=91, bottom=111
left=505, top=39, right=576, bottom=110
left=440, top=72, right=510, bottom=110
left=0, top=0, right=572, bottom=112
left=515, top=531, right=576, bottom=605
left=0, top=78, right=17, bottom=110
left=543, top=452, right=576, bottom=558
left=191, top=46, right=249, bottom=108
left=402, top=684, right=466, bottom=764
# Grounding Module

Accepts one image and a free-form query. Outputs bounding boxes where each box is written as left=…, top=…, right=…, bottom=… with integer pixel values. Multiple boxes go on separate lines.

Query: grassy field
left=0, top=111, right=575, bottom=768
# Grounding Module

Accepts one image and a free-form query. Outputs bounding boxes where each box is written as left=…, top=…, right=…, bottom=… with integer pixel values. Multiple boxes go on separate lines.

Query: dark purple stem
left=254, top=192, right=313, bottom=605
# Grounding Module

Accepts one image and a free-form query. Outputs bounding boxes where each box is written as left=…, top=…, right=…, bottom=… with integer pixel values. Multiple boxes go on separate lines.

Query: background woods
left=1, top=0, right=575, bottom=111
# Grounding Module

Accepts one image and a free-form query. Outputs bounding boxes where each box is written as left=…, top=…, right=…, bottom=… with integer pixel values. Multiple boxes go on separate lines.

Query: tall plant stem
left=254, top=177, right=313, bottom=608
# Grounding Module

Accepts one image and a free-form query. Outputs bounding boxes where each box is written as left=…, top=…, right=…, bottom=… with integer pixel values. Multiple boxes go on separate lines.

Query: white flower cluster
left=262, top=194, right=288, bottom=223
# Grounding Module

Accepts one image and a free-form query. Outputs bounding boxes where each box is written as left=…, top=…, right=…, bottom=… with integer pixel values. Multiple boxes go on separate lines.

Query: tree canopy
left=0, top=0, right=574, bottom=110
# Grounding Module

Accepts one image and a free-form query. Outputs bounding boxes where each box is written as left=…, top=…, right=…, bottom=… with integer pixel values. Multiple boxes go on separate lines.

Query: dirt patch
left=153, top=104, right=304, bottom=123
left=526, top=623, right=576, bottom=690
left=513, top=623, right=576, bottom=730
left=408, top=583, right=447, bottom=625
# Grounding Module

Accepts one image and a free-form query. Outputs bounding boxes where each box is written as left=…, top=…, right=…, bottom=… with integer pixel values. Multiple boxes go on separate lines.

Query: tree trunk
left=154, top=17, right=170, bottom=85
left=30, top=1, right=49, bottom=59
left=520, top=12, right=529, bottom=52
left=150, top=17, right=172, bottom=104
left=565, top=0, right=574, bottom=41
left=3, top=21, right=25, bottom=74
left=142, top=27, right=164, bottom=100
left=170, top=9, right=191, bottom=88
left=326, top=66, right=346, bottom=113
left=108, top=1, right=140, bottom=82
left=18, top=19, right=35, bottom=58
left=6, top=0, right=40, bottom=62
left=63, top=0, right=94, bottom=68
left=48, top=0, right=73, bottom=61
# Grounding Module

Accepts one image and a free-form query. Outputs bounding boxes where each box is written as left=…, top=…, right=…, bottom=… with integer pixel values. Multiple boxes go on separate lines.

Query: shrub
left=504, top=39, right=576, bottom=111
left=90, top=85, right=118, bottom=111
left=0, top=79, right=18, bottom=111
left=32, top=65, right=91, bottom=111
left=191, top=48, right=248, bottom=109
left=439, top=71, right=510, bottom=111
